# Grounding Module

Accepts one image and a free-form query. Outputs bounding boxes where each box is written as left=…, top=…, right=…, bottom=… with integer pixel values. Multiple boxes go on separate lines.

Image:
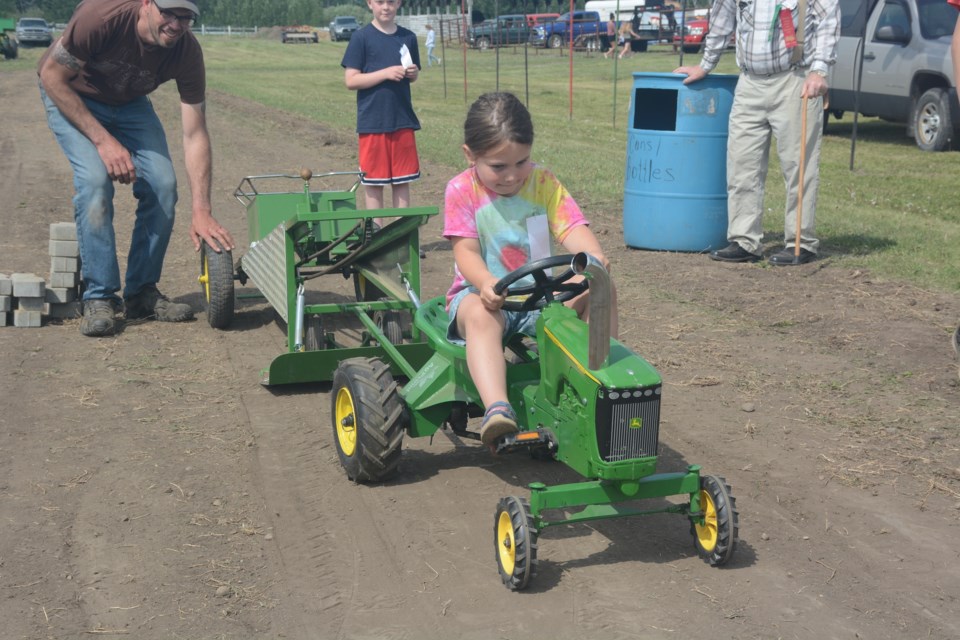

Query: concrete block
left=47, top=301, right=82, bottom=319
left=12, top=273, right=45, bottom=298
left=0, top=311, right=7, bottom=326
left=49, top=271, right=78, bottom=288
left=45, top=287, right=77, bottom=303
left=0, top=295, right=10, bottom=312
left=51, top=256, right=80, bottom=273
left=13, top=309, right=42, bottom=327
left=49, top=222, right=78, bottom=241
left=49, top=239, right=80, bottom=258
left=0, top=274, right=11, bottom=296
left=17, top=297, right=45, bottom=312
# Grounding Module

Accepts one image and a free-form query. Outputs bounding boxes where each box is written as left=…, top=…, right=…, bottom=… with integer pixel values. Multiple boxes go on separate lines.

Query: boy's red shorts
left=358, top=129, right=421, bottom=186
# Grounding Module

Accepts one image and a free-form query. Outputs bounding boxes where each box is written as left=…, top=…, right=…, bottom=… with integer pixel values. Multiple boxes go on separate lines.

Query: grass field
left=8, top=36, right=960, bottom=291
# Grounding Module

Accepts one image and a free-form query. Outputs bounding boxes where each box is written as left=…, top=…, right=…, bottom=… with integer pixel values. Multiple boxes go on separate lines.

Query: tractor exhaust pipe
left=571, top=252, right=611, bottom=370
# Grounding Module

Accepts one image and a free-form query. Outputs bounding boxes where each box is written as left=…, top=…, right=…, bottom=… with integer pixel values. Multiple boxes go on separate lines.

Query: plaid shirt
left=701, top=0, right=840, bottom=76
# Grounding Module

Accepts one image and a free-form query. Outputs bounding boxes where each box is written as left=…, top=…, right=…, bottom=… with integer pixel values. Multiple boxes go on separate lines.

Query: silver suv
left=329, top=16, right=359, bottom=42
left=15, top=17, right=52, bottom=47
left=828, top=0, right=957, bottom=151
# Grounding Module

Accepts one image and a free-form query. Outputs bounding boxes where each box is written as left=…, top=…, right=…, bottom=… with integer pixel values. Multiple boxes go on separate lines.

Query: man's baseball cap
left=155, top=0, right=200, bottom=16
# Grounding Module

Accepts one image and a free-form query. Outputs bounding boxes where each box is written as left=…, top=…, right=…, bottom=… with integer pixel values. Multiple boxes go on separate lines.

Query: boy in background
left=342, top=0, right=421, bottom=211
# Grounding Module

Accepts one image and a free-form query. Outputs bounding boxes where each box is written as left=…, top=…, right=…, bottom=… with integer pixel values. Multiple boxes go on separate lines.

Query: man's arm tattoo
left=53, top=41, right=81, bottom=72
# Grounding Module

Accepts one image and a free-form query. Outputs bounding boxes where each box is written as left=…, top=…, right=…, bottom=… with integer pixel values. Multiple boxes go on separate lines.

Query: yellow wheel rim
left=497, top=510, right=516, bottom=576
left=199, top=255, right=211, bottom=301
left=334, top=387, right=357, bottom=457
left=695, top=488, right=718, bottom=551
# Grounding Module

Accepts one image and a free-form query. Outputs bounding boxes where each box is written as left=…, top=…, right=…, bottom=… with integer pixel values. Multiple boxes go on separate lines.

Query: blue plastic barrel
left=623, top=72, right=738, bottom=252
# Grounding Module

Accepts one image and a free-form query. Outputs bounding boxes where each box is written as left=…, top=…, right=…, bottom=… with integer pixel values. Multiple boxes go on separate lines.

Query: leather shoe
left=768, top=247, right=816, bottom=265
left=710, top=243, right=761, bottom=263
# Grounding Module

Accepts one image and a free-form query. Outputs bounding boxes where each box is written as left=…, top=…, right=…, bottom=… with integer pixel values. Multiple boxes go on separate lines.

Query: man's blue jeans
left=40, top=85, right=178, bottom=302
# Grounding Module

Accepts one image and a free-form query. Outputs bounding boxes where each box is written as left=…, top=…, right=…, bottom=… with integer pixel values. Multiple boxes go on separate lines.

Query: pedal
left=494, top=428, right=556, bottom=455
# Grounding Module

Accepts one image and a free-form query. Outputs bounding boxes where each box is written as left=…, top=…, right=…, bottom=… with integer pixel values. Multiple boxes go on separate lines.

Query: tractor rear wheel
left=199, top=241, right=234, bottom=329
left=331, top=358, right=406, bottom=482
left=691, top=475, right=738, bottom=566
left=494, top=496, right=538, bottom=590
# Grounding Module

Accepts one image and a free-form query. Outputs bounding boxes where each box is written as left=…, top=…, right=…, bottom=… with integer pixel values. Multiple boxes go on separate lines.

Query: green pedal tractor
left=202, top=169, right=739, bottom=590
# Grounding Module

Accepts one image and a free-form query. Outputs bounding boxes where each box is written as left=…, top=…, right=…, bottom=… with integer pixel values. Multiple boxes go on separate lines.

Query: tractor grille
left=595, top=386, right=661, bottom=462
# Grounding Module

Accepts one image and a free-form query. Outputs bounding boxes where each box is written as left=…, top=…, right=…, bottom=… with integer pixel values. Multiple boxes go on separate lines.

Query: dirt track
left=2, top=65, right=960, bottom=639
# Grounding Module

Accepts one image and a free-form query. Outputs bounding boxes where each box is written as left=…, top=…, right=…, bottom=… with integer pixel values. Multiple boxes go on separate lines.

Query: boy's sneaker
left=80, top=299, right=119, bottom=337
left=124, top=285, right=194, bottom=322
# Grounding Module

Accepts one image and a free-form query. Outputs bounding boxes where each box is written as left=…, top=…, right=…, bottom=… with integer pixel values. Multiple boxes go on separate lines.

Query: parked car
left=672, top=17, right=734, bottom=54
left=673, top=18, right=708, bottom=53
left=329, top=16, right=360, bottom=42
left=530, top=10, right=604, bottom=49
left=15, top=17, right=52, bottom=47
left=827, top=0, right=957, bottom=151
left=468, top=14, right=530, bottom=50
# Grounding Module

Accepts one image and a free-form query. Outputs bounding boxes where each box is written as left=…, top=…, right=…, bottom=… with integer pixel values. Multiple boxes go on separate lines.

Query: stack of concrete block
left=11, top=273, right=45, bottom=327
left=46, top=222, right=82, bottom=320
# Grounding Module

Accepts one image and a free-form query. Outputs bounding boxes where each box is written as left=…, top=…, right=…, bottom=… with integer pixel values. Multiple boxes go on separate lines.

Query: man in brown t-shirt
left=39, top=0, right=235, bottom=337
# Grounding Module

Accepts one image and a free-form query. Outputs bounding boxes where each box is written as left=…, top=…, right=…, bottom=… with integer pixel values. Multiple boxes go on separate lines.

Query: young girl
left=442, top=92, right=618, bottom=450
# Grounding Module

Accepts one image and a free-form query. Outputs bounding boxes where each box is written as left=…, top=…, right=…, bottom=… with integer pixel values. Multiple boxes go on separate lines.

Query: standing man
left=674, top=0, right=840, bottom=265
left=39, top=0, right=235, bottom=337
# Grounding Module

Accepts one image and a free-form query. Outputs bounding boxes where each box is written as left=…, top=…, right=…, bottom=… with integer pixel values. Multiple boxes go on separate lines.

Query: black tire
left=477, top=36, right=491, bottom=50
left=494, top=496, right=538, bottom=591
left=682, top=44, right=700, bottom=54
left=374, top=305, right=404, bottom=345
left=331, top=358, right=406, bottom=483
left=548, top=34, right=563, bottom=49
left=199, top=241, right=235, bottom=329
left=1, top=38, right=17, bottom=60
left=914, top=88, right=953, bottom=152
left=304, top=315, right=325, bottom=351
left=691, top=475, right=738, bottom=566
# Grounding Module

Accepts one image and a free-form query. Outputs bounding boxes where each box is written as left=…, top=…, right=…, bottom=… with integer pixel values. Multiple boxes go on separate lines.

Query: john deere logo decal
left=629, top=417, right=643, bottom=429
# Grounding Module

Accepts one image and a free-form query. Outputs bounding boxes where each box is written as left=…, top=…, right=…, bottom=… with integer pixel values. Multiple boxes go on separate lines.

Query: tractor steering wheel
left=492, top=254, right=589, bottom=313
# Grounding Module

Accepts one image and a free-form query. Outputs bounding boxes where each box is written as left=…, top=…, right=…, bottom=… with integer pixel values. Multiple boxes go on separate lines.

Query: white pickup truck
left=827, top=0, right=957, bottom=151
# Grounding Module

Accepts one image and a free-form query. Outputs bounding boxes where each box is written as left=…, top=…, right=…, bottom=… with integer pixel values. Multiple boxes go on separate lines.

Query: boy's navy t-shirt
left=341, top=24, right=421, bottom=134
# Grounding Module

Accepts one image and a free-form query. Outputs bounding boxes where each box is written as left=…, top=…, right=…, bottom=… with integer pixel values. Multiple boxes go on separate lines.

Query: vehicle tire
left=494, top=496, right=538, bottom=591
left=477, top=36, right=491, bottom=50
left=914, top=88, right=953, bottom=152
left=304, top=315, right=325, bottom=351
left=691, top=475, right=738, bottom=566
left=682, top=44, right=700, bottom=54
left=331, top=357, right=406, bottom=483
left=374, top=305, right=405, bottom=345
left=548, top=34, right=563, bottom=49
left=199, top=241, right=235, bottom=329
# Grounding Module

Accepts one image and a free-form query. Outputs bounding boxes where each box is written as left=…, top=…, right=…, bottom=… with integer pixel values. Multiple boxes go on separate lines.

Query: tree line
left=4, top=0, right=710, bottom=27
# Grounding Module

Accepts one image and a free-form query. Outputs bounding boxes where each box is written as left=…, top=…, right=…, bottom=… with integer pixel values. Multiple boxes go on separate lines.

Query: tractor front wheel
left=691, top=475, right=738, bottom=566
left=199, top=241, right=234, bottom=329
left=331, top=358, right=406, bottom=482
left=494, top=496, right=538, bottom=590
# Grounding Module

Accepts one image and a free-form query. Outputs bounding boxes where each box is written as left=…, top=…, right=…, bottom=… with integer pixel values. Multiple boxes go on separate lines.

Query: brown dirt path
left=2, top=65, right=959, bottom=639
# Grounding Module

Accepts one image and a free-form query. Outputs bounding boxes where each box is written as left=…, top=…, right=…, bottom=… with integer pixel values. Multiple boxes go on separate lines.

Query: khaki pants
left=726, top=69, right=823, bottom=254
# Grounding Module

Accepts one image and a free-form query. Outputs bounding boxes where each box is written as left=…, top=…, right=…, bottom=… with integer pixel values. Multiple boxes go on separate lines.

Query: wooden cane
left=796, top=95, right=808, bottom=261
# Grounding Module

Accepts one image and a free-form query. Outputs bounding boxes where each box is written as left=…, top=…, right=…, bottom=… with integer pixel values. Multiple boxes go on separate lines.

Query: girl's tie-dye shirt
left=442, top=164, right=588, bottom=307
